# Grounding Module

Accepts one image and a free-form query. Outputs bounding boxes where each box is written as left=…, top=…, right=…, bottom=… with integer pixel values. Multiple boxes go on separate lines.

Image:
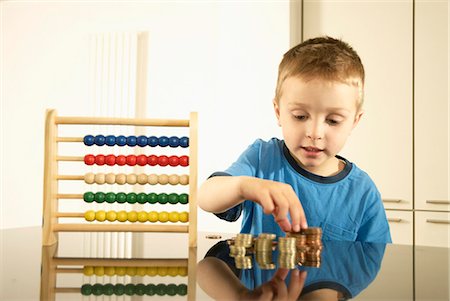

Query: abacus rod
left=54, top=288, right=79, bottom=293
left=57, top=175, right=84, bottom=180
left=52, top=257, right=188, bottom=266
left=56, top=137, right=83, bottom=142
left=55, top=268, right=82, bottom=273
left=55, top=116, right=190, bottom=127
left=56, top=156, right=83, bottom=162
left=54, top=224, right=189, bottom=232
left=56, top=212, right=85, bottom=218
left=57, top=194, right=83, bottom=199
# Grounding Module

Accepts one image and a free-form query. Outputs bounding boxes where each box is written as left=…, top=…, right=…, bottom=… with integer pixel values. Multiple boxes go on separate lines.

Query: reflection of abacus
left=42, top=109, right=198, bottom=247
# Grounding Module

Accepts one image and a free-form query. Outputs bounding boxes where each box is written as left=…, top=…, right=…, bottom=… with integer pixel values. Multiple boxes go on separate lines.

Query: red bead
left=95, top=154, right=105, bottom=165
left=136, top=155, right=148, bottom=166
left=179, top=155, right=189, bottom=167
left=116, top=155, right=126, bottom=166
left=158, top=155, right=169, bottom=166
left=147, top=155, right=158, bottom=166
left=126, top=155, right=137, bottom=166
left=84, top=154, right=95, bottom=165
left=105, top=154, right=116, bottom=166
left=168, top=156, right=179, bottom=167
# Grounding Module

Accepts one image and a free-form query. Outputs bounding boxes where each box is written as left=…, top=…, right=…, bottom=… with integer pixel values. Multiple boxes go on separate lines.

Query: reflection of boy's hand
left=239, top=269, right=307, bottom=301
left=239, top=177, right=308, bottom=232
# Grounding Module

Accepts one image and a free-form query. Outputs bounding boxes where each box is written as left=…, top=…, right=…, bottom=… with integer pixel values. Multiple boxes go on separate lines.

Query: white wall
left=0, top=1, right=290, bottom=233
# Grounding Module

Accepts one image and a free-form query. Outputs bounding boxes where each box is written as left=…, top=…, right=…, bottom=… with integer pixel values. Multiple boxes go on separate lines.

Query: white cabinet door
left=415, top=211, right=450, bottom=248
left=414, top=0, right=450, bottom=212
left=303, top=0, right=413, bottom=210
left=386, top=210, right=413, bottom=245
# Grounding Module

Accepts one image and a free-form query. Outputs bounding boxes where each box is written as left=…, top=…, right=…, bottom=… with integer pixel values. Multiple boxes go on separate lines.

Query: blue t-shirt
left=212, top=138, right=391, bottom=243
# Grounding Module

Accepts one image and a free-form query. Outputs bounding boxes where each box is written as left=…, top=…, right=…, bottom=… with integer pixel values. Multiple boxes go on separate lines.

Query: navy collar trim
left=282, top=142, right=352, bottom=184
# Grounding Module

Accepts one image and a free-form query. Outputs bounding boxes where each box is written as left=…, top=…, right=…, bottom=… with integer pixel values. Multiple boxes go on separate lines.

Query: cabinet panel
left=386, top=210, right=413, bottom=245
left=414, top=0, right=449, bottom=212
left=415, top=211, right=450, bottom=247
left=303, top=0, right=413, bottom=210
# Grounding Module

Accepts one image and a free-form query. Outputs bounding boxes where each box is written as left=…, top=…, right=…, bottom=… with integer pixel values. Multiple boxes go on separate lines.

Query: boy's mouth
left=302, top=146, right=323, bottom=153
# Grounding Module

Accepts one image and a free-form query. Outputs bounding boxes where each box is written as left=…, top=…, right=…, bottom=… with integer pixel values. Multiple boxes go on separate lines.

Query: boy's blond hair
left=275, top=36, right=365, bottom=109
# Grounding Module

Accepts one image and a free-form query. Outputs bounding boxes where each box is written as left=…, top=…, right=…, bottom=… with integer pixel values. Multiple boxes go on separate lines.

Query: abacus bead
left=81, top=284, right=92, bottom=296
left=158, top=155, right=169, bottom=166
left=147, top=155, right=158, bottom=166
left=105, top=135, right=116, bottom=146
left=105, top=192, right=116, bottom=204
left=85, top=210, right=96, bottom=221
left=124, top=284, right=135, bottom=296
left=137, top=173, right=148, bottom=184
left=83, top=266, right=94, bottom=276
left=137, top=135, right=148, bottom=147
left=94, top=192, right=106, bottom=203
left=179, top=211, right=189, bottom=223
left=169, top=211, right=179, bottom=223
left=179, top=174, right=189, bottom=185
left=168, top=193, right=179, bottom=204
left=114, top=284, right=125, bottom=296
left=94, top=267, right=105, bottom=276
left=179, top=155, right=189, bottom=167
left=137, top=267, right=147, bottom=276
left=116, top=173, right=127, bottom=185
left=135, top=284, right=146, bottom=296
left=83, top=135, right=95, bottom=146
left=158, top=136, right=169, bottom=147
left=96, top=210, right=106, bottom=222
left=92, top=283, right=104, bottom=296
left=179, top=193, right=189, bottom=204
left=146, top=267, right=158, bottom=276
left=148, top=193, right=158, bottom=204
left=116, top=192, right=126, bottom=203
left=166, top=284, right=177, bottom=296
left=105, top=173, right=116, bottom=184
left=136, top=155, right=148, bottom=166
left=148, top=136, right=159, bottom=147
left=148, top=174, right=158, bottom=185
left=116, top=135, right=127, bottom=146
left=137, top=211, right=148, bottom=222
left=95, top=154, right=105, bottom=165
left=158, top=211, right=169, bottom=223
left=168, top=136, right=179, bottom=147
left=116, top=267, right=126, bottom=276
left=126, top=155, right=137, bottom=166
left=168, top=156, right=179, bottom=166
left=95, top=173, right=106, bottom=184
left=177, top=284, right=188, bottom=296
left=85, top=173, right=95, bottom=184
left=127, top=174, right=137, bottom=185
left=155, top=283, right=166, bottom=295
left=94, top=135, right=106, bottom=146
left=106, top=210, right=117, bottom=222
left=148, top=211, right=158, bottom=222
left=104, top=267, right=115, bottom=276
left=145, top=284, right=156, bottom=296
left=105, top=154, right=116, bottom=166
left=168, top=174, right=179, bottom=185
left=84, top=154, right=95, bottom=165
left=126, top=136, right=137, bottom=146
left=179, top=136, right=189, bottom=148
left=117, top=210, right=128, bottom=222
left=157, top=193, right=168, bottom=204
left=127, top=192, right=137, bottom=204
left=157, top=267, right=168, bottom=276
left=158, top=174, right=169, bottom=185
left=116, top=155, right=126, bottom=166
left=103, top=284, right=114, bottom=296
left=128, top=211, right=138, bottom=222
left=168, top=266, right=179, bottom=277
left=83, top=192, right=95, bottom=203
left=178, top=267, right=188, bottom=277
left=137, top=193, right=147, bottom=204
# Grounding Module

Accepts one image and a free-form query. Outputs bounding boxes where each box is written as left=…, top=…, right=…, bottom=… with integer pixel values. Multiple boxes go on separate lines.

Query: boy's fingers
left=258, top=195, right=275, bottom=214
left=288, top=270, right=307, bottom=300
left=277, top=218, right=292, bottom=232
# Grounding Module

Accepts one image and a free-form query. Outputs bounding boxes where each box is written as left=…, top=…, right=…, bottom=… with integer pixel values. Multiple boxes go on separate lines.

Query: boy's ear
left=352, top=110, right=364, bottom=129
left=273, top=99, right=281, bottom=126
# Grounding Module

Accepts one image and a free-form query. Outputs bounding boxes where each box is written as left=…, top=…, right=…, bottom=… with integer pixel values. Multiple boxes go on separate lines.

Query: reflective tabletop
left=1, top=227, right=449, bottom=300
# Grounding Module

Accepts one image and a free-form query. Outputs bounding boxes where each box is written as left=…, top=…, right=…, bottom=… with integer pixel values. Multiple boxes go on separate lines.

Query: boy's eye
left=326, top=119, right=340, bottom=125
left=294, top=115, right=307, bottom=121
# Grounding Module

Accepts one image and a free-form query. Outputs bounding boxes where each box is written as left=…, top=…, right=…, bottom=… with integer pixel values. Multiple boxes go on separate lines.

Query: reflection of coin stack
left=277, top=237, right=297, bottom=269
left=255, top=233, right=276, bottom=270
left=229, top=234, right=254, bottom=269
left=287, top=227, right=323, bottom=267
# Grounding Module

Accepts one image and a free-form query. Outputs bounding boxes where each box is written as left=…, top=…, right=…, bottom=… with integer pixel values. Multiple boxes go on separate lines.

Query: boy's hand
left=238, top=177, right=308, bottom=232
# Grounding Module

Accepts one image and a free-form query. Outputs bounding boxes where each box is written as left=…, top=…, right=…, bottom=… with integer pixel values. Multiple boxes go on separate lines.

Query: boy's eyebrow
left=287, top=102, right=351, bottom=114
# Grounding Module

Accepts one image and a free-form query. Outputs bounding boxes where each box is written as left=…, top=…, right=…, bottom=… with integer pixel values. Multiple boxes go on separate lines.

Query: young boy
left=198, top=36, right=391, bottom=243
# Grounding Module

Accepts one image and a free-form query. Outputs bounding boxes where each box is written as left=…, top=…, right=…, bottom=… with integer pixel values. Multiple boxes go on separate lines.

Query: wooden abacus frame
left=42, top=109, right=198, bottom=247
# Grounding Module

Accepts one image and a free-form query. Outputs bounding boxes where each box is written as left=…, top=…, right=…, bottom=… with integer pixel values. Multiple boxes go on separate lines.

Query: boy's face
left=274, top=76, right=363, bottom=176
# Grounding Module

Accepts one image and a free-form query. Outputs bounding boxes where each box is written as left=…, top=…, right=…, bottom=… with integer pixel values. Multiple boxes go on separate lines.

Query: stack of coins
left=234, top=256, right=253, bottom=269
left=277, top=237, right=297, bottom=269
left=287, top=227, right=323, bottom=267
left=255, top=233, right=276, bottom=270
left=228, top=233, right=254, bottom=269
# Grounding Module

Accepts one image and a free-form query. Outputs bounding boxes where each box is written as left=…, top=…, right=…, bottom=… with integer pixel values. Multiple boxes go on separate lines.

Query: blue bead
left=83, top=135, right=95, bottom=146
left=158, top=136, right=169, bottom=147
left=148, top=136, right=158, bottom=147
left=116, top=135, right=127, bottom=146
left=168, top=136, right=179, bottom=147
left=137, top=135, right=148, bottom=147
left=179, top=136, right=189, bottom=148
left=127, top=136, right=137, bottom=146
left=94, top=135, right=106, bottom=146
left=105, top=135, right=116, bottom=146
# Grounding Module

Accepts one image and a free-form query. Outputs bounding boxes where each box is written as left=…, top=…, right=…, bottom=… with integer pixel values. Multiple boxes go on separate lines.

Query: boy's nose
left=306, top=122, right=324, bottom=140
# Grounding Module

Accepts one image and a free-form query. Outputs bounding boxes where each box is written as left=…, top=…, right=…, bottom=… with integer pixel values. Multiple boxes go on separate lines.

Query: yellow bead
left=104, top=266, right=115, bottom=276
left=137, top=211, right=148, bottom=223
left=84, top=173, right=95, bottom=184
left=168, top=174, right=179, bottom=185
left=148, top=211, right=159, bottom=222
left=158, top=211, right=169, bottom=223
left=146, top=266, right=158, bottom=276
left=95, top=210, right=106, bottom=222
left=84, top=210, right=96, bottom=222
left=127, top=173, right=137, bottom=185
left=127, top=211, right=138, bottom=222
left=115, top=266, right=126, bottom=276
left=179, top=174, right=189, bottom=185
left=95, top=173, right=106, bottom=184
left=126, top=267, right=137, bottom=276
left=148, top=174, right=158, bottom=185
left=158, top=174, right=169, bottom=185
left=179, top=211, right=189, bottom=223
left=106, top=210, right=117, bottom=222
left=178, top=266, right=188, bottom=277
left=117, top=210, right=128, bottom=222
left=157, top=266, right=168, bottom=276
left=136, top=267, right=147, bottom=276
left=137, top=173, right=148, bottom=184
left=94, top=266, right=105, bottom=276
left=83, top=266, right=94, bottom=276
left=116, top=173, right=127, bottom=185
left=105, top=173, right=116, bottom=184
left=168, top=211, right=179, bottom=223
left=168, top=266, right=179, bottom=277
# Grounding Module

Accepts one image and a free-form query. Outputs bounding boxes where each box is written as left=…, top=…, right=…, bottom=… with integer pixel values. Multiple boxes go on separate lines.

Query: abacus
left=42, top=109, right=198, bottom=247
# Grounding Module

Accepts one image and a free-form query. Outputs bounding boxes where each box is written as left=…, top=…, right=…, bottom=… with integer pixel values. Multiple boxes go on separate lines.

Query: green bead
left=157, top=193, right=168, bottom=204
left=114, top=284, right=125, bottom=296
left=147, top=193, right=158, bottom=204
left=83, top=192, right=95, bottom=203
left=92, top=283, right=103, bottom=296
left=116, top=192, right=127, bottom=203
left=80, top=284, right=92, bottom=295
left=155, top=283, right=166, bottom=296
left=177, top=284, right=187, bottom=296
left=145, top=284, right=156, bottom=296
left=127, top=193, right=137, bottom=204
left=135, top=283, right=146, bottom=296
left=105, top=192, right=116, bottom=203
left=166, top=284, right=177, bottom=296
left=124, top=283, right=135, bottom=296
left=94, top=192, right=106, bottom=203
left=103, top=283, right=114, bottom=296
left=137, top=193, right=147, bottom=204
left=168, top=193, right=179, bottom=204
left=179, top=193, right=189, bottom=204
